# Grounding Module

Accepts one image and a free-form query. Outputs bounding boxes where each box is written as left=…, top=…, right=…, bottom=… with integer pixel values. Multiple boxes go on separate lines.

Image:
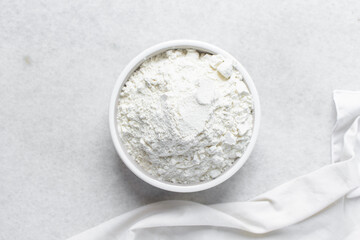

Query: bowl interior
left=110, top=40, right=260, bottom=192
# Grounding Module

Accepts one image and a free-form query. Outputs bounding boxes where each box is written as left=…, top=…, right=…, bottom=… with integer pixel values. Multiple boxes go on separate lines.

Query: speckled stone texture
left=1, top=1, right=360, bottom=239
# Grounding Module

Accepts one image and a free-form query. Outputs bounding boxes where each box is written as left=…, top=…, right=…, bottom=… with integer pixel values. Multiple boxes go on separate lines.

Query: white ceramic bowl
left=109, top=40, right=260, bottom=192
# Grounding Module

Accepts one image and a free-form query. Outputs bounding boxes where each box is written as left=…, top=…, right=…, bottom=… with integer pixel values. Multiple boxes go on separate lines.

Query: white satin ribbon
left=68, top=90, right=360, bottom=240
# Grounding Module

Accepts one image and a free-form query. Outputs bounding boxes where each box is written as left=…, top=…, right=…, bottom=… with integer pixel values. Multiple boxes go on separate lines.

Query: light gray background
left=1, top=1, right=360, bottom=239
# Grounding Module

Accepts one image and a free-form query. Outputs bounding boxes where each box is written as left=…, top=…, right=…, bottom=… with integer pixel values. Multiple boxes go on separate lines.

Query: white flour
left=117, top=49, right=254, bottom=184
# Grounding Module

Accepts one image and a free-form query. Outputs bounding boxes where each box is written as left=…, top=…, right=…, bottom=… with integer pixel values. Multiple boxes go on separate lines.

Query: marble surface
left=1, top=1, right=360, bottom=239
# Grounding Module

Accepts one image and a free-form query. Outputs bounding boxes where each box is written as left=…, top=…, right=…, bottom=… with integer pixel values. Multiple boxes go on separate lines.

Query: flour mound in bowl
left=117, top=49, right=254, bottom=184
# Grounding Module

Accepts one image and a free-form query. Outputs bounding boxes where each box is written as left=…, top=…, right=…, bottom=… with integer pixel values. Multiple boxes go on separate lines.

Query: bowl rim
left=109, top=40, right=261, bottom=192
